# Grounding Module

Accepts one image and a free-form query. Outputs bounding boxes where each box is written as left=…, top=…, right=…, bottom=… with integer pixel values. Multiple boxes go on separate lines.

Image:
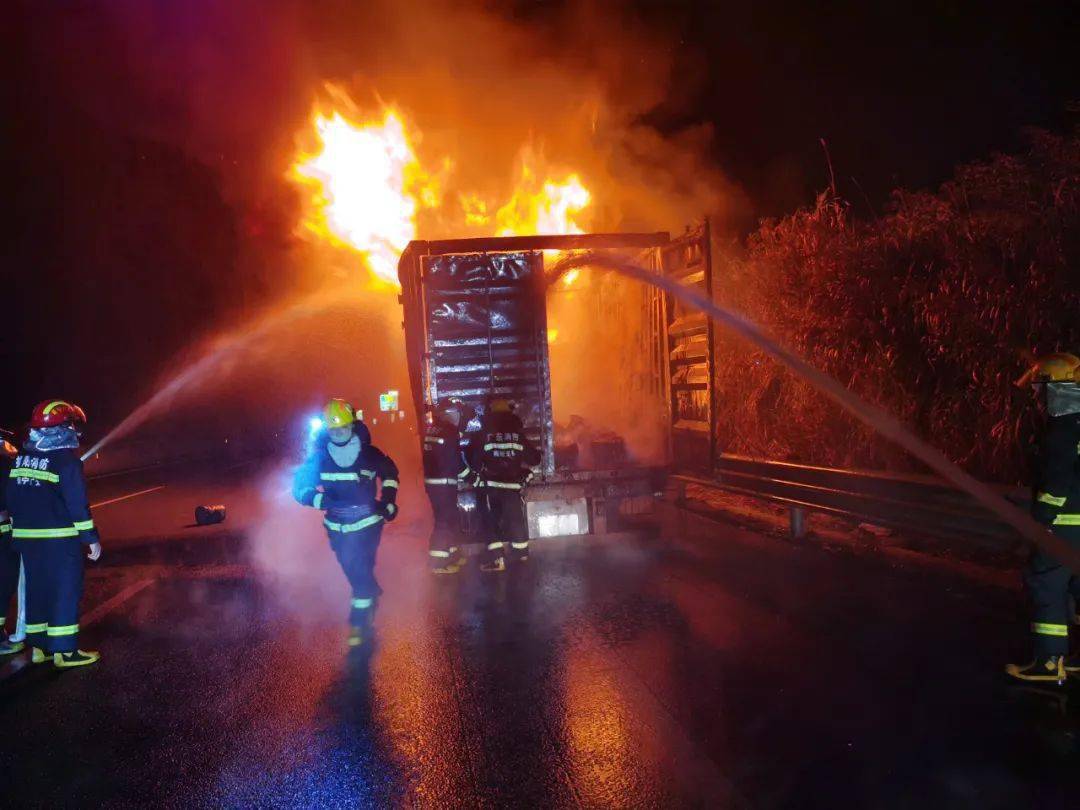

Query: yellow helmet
left=489, top=398, right=512, bottom=414
left=1018, top=353, right=1080, bottom=387
left=322, top=398, right=356, bottom=428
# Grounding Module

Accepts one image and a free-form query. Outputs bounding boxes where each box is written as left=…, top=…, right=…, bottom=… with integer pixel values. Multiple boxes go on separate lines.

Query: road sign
left=379, top=390, right=399, bottom=412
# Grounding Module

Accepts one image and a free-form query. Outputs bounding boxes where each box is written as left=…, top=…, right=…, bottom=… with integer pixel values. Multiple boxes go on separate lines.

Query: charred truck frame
left=398, top=225, right=715, bottom=540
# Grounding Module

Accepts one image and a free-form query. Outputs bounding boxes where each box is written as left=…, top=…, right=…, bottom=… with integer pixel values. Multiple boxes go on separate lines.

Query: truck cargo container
left=397, top=225, right=714, bottom=540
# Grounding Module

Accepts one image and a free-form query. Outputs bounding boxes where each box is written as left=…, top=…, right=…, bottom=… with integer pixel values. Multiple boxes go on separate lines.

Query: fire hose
left=549, top=250, right=1080, bottom=574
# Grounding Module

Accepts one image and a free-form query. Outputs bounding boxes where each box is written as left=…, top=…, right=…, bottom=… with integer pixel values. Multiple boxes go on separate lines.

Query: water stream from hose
left=549, top=251, right=1077, bottom=570
left=81, top=287, right=357, bottom=462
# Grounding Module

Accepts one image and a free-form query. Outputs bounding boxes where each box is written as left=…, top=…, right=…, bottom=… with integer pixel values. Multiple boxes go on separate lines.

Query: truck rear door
left=422, top=251, right=554, bottom=477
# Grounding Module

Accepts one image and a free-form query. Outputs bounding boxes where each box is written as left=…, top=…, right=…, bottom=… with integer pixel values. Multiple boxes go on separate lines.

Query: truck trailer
left=397, top=226, right=715, bottom=540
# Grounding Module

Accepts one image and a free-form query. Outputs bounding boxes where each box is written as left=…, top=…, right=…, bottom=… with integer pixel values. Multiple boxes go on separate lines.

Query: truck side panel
left=421, top=251, right=554, bottom=477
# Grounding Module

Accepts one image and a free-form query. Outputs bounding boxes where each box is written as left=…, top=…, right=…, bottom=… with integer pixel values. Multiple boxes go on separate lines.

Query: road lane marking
left=91, top=485, right=166, bottom=509
left=89, top=463, right=171, bottom=481
left=82, top=578, right=157, bottom=628
left=0, top=579, right=157, bottom=684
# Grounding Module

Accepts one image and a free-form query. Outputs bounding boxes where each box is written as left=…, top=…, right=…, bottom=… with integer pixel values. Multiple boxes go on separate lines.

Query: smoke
left=25, top=0, right=749, bottom=458
left=45, top=0, right=744, bottom=239
left=12, top=0, right=754, bottom=619
left=80, top=278, right=413, bottom=478
left=241, top=464, right=347, bottom=625
left=548, top=271, right=668, bottom=465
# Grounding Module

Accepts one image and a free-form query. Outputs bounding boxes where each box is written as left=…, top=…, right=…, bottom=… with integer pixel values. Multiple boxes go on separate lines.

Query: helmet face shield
left=327, top=425, right=355, bottom=445
left=1046, top=382, right=1080, bottom=418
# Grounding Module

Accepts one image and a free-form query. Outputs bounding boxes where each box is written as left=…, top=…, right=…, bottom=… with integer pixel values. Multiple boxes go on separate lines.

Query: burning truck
left=397, top=224, right=715, bottom=540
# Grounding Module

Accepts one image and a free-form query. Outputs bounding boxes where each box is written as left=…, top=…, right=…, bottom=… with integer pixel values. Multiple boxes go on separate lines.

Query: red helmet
left=30, top=400, right=87, bottom=429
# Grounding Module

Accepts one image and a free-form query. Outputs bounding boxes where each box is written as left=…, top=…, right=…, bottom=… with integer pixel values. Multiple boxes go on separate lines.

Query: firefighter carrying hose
left=1007, top=353, right=1080, bottom=683
left=293, top=399, right=399, bottom=647
left=469, top=397, right=540, bottom=573
left=423, top=401, right=471, bottom=575
left=4, top=401, right=102, bottom=668
left=0, top=436, right=23, bottom=656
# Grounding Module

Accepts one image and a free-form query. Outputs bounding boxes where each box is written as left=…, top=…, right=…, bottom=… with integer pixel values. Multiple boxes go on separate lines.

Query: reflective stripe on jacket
left=1032, top=413, right=1080, bottom=528
left=467, top=411, right=540, bottom=488
left=4, top=448, right=99, bottom=544
left=422, top=420, right=470, bottom=485
left=293, top=435, right=400, bottom=518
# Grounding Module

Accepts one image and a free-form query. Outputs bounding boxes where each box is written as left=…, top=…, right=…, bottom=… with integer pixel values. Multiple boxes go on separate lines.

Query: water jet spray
left=549, top=251, right=1079, bottom=571
left=81, top=287, right=364, bottom=463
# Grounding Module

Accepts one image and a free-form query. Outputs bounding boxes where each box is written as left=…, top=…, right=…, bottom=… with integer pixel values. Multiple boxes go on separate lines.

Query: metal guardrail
left=671, top=454, right=1025, bottom=550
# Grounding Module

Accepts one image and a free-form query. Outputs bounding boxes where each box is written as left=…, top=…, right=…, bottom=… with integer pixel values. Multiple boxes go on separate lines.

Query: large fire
left=289, top=87, right=591, bottom=287
left=290, top=101, right=439, bottom=286
left=495, top=148, right=591, bottom=238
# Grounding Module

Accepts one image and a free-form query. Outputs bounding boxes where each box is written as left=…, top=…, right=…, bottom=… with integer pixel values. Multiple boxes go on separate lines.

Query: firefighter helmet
left=1019, top=353, right=1080, bottom=387
left=322, top=398, right=356, bottom=428
left=30, top=400, right=87, bottom=429
left=434, top=400, right=462, bottom=427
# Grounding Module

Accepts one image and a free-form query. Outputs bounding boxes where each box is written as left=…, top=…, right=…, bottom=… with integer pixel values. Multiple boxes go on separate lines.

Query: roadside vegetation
left=714, top=130, right=1080, bottom=483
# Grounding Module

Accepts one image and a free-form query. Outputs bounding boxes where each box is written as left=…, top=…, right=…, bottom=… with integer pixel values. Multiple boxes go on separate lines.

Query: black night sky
left=3, top=0, right=1076, bottom=434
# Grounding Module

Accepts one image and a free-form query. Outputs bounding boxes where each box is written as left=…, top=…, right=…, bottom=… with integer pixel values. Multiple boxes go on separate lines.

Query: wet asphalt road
left=2, top=459, right=1080, bottom=808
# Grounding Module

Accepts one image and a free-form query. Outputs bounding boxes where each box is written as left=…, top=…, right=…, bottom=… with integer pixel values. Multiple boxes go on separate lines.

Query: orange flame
left=496, top=148, right=591, bottom=238
left=496, top=149, right=592, bottom=289
left=289, top=90, right=592, bottom=287
left=290, top=91, right=440, bottom=286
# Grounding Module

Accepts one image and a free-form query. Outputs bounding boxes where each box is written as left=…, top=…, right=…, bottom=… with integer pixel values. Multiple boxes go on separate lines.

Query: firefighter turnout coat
left=293, top=435, right=400, bottom=531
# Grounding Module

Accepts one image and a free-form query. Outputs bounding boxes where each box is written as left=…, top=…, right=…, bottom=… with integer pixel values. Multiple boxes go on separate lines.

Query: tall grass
left=713, top=130, right=1080, bottom=483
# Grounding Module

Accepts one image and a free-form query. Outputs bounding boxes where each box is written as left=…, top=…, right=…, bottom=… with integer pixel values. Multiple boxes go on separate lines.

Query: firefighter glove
left=377, top=501, right=398, bottom=522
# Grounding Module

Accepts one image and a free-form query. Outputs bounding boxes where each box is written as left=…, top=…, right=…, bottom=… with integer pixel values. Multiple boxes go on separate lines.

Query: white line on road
left=0, top=579, right=157, bottom=684
left=82, top=579, right=157, bottom=628
left=91, top=485, right=166, bottom=509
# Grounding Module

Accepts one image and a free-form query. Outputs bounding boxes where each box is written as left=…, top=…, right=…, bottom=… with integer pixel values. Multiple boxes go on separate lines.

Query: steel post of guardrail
left=591, top=497, right=609, bottom=535
left=789, top=506, right=807, bottom=539
left=671, top=455, right=1024, bottom=552
left=673, top=477, right=688, bottom=504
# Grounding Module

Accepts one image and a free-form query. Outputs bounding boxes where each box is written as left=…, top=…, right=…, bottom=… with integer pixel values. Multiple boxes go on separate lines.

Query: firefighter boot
left=348, top=601, right=377, bottom=647
left=54, top=650, right=101, bottom=669
left=0, top=637, right=24, bottom=656
left=31, top=647, right=51, bottom=664
left=1006, top=656, right=1067, bottom=685
left=480, top=556, right=506, bottom=573
left=432, top=548, right=464, bottom=575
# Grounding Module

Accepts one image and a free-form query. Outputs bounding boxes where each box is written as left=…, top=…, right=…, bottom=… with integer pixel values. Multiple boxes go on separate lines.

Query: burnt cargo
left=398, top=230, right=712, bottom=539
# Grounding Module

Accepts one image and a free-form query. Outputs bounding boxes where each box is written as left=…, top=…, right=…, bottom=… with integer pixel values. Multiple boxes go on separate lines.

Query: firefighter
left=293, top=399, right=399, bottom=647
left=422, top=401, right=471, bottom=574
left=0, top=436, right=23, bottom=656
left=4, top=401, right=102, bottom=668
left=469, top=397, right=540, bottom=572
left=1007, top=353, right=1080, bottom=683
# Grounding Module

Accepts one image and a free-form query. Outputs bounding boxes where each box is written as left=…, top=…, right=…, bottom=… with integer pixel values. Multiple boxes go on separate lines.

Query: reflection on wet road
left=1, top=461, right=1079, bottom=806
